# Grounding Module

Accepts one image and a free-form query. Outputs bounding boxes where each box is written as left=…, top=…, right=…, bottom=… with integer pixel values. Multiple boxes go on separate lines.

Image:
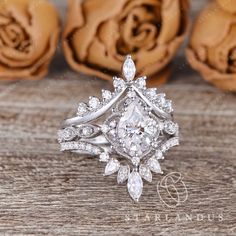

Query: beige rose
left=186, top=0, right=236, bottom=92
left=0, top=0, right=60, bottom=80
left=63, top=0, right=189, bottom=85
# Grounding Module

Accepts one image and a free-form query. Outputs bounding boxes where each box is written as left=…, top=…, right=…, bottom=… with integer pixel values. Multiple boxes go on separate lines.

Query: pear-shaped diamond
left=104, top=159, right=120, bottom=176
left=117, top=165, right=130, bottom=184
left=117, top=99, right=157, bottom=157
left=127, top=170, right=143, bottom=202
left=147, top=158, right=162, bottom=174
left=122, top=55, right=136, bottom=81
left=139, top=164, right=152, bottom=182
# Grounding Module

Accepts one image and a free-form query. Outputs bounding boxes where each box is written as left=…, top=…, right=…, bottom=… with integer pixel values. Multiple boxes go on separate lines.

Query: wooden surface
left=0, top=1, right=236, bottom=235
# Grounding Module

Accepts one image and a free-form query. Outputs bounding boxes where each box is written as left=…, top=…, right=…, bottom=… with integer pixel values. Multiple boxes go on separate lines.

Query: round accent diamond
left=89, top=97, right=100, bottom=110
left=102, top=90, right=112, bottom=101
left=77, top=103, right=88, bottom=116
left=101, top=124, right=109, bottom=133
left=99, top=152, right=110, bottom=162
left=164, top=121, right=177, bottom=135
left=81, top=126, right=93, bottom=136
left=132, top=156, right=140, bottom=166
left=113, top=77, right=126, bottom=91
left=136, top=76, right=146, bottom=89
left=59, top=127, right=76, bottom=142
left=155, top=93, right=166, bottom=106
left=162, top=100, right=173, bottom=113
left=127, top=90, right=136, bottom=98
left=146, top=88, right=157, bottom=100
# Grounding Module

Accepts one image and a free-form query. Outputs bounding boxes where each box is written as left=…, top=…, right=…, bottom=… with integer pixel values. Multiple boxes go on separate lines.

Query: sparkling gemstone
left=99, top=152, right=110, bottom=162
left=102, top=90, right=112, bottom=101
left=101, top=124, right=109, bottom=133
left=122, top=55, right=136, bottom=81
left=162, top=100, right=173, bottom=113
left=58, top=127, right=76, bottom=142
left=144, top=119, right=158, bottom=135
left=164, top=121, right=178, bottom=135
left=155, top=93, right=166, bottom=106
left=81, top=126, right=93, bottom=136
left=89, top=97, right=100, bottom=110
left=113, top=77, right=126, bottom=91
left=132, top=156, right=140, bottom=166
left=117, top=165, right=130, bottom=184
left=127, top=90, right=136, bottom=98
left=146, top=88, right=157, bottom=100
left=139, top=164, right=152, bottom=182
left=136, top=76, right=146, bottom=89
left=127, top=171, right=143, bottom=202
left=117, top=100, right=158, bottom=157
left=77, top=103, right=88, bottom=116
left=109, top=120, right=116, bottom=128
left=147, top=158, right=162, bottom=174
left=109, top=129, right=116, bottom=136
left=155, top=150, right=163, bottom=159
left=104, top=159, right=120, bottom=176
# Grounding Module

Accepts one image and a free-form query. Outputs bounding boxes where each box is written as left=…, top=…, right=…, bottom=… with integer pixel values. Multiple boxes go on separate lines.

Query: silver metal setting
left=58, top=55, right=179, bottom=202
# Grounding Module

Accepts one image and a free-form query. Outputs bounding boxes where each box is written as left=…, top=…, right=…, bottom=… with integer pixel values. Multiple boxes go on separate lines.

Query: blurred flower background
left=0, top=0, right=235, bottom=92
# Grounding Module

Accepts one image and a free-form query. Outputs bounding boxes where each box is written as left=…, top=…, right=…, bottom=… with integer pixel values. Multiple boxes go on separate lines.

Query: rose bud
left=0, top=0, right=60, bottom=80
left=186, top=0, right=236, bottom=92
left=63, top=0, right=189, bottom=85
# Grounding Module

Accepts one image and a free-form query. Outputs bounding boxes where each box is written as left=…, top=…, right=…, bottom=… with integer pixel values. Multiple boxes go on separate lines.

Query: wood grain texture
left=0, top=1, right=235, bottom=235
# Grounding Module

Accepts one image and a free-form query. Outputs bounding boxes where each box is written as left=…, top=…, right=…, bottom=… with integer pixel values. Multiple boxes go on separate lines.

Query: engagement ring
left=58, top=55, right=179, bottom=202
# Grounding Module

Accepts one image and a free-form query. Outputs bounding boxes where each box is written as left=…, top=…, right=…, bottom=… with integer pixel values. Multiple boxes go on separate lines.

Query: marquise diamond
left=117, top=165, right=130, bottom=184
left=122, top=55, right=136, bottom=81
left=139, top=164, right=152, bottom=182
left=127, top=171, right=143, bottom=202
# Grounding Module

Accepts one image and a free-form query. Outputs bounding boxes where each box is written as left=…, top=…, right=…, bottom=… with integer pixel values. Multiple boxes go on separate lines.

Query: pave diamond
left=117, top=100, right=158, bottom=157
left=77, top=103, right=88, bottom=116
left=122, top=55, right=136, bottom=81
left=117, top=165, right=130, bottom=184
left=104, top=159, right=120, bottom=176
left=127, top=170, right=143, bottom=202
left=139, top=164, right=152, bottom=182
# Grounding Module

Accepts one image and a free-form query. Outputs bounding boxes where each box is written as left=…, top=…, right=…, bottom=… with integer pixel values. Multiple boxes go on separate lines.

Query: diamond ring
left=58, top=55, right=179, bottom=202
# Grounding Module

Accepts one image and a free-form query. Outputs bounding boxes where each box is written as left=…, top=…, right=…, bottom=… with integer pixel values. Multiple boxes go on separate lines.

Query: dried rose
left=0, top=0, right=60, bottom=80
left=186, top=0, right=236, bottom=92
left=63, top=0, right=189, bottom=85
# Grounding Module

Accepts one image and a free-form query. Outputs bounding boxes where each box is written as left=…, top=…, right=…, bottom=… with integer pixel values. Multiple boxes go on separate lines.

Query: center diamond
left=117, top=99, right=158, bottom=157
